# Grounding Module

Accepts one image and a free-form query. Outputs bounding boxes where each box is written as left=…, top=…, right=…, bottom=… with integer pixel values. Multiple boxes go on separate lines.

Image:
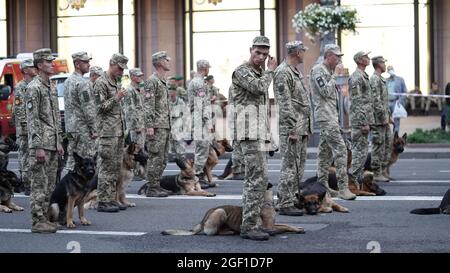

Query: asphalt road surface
left=1, top=156, right=449, bottom=254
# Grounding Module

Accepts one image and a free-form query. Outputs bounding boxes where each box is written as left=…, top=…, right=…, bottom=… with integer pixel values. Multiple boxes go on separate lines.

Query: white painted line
left=163, top=170, right=316, bottom=173
left=440, top=170, right=450, bottom=173
left=345, top=196, right=442, bottom=201
left=0, top=228, right=146, bottom=236
left=392, top=180, right=450, bottom=183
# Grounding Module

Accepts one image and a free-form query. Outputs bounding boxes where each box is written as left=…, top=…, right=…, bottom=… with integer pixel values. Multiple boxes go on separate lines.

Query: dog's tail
left=217, top=159, right=232, bottom=180
left=48, top=203, right=60, bottom=222
left=161, top=224, right=203, bottom=236
left=410, top=208, right=441, bottom=215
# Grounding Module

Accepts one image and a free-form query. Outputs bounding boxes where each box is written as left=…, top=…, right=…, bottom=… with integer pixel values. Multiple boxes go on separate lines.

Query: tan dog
left=204, top=139, right=233, bottom=186
left=162, top=183, right=304, bottom=236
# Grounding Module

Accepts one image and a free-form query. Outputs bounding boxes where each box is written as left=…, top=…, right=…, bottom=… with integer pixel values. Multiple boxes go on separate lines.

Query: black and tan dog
left=138, top=158, right=217, bottom=197
left=162, top=183, right=304, bottom=236
left=410, top=188, right=450, bottom=215
left=328, top=167, right=386, bottom=196
left=204, top=139, right=233, bottom=186
left=0, top=170, right=24, bottom=213
left=48, top=152, right=96, bottom=228
left=84, top=143, right=148, bottom=209
left=297, top=177, right=349, bottom=215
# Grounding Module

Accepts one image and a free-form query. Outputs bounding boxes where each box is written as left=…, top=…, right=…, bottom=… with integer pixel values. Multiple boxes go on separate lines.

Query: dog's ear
left=402, top=133, right=407, bottom=142
left=394, top=131, right=399, bottom=140
left=127, top=143, right=135, bottom=154
left=73, top=152, right=83, bottom=164
left=267, top=183, right=273, bottom=190
left=175, top=158, right=187, bottom=170
left=93, top=152, right=98, bottom=162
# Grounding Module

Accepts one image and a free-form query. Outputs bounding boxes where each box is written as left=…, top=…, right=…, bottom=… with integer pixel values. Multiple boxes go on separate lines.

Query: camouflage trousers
left=371, top=125, right=393, bottom=175
left=194, top=126, right=212, bottom=174
left=146, top=128, right=170, bottom=187
left=130, top=130, right=146, bottom=148
left=231, top=140, right=244, bottom=175
left=17, top=135, right=30, bottom=190
left=170, top=137, right=186, bottom=162
left=317, top=122, right=348, bottom=190
left=66, top=132, right=97, bottom=171
left=350, top=128, right=369, bottom=181
left=277, top=134, right=308, bottom=209
left=240, top=140, right=269, bottom=233
left=97, top=137, right=124, bottom=203
left=29, top=149, right=58, bottom=224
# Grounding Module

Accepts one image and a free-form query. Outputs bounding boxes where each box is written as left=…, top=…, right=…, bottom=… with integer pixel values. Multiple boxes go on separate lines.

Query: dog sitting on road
left=48, top=153, right=96, bottom=228
left=203, top=139, right=233, bottom=187
left=410, top=188, right=450, bottom=215
left=138, top=159, right=217, bottom=197
left=162, top=183, right=304, bottom=236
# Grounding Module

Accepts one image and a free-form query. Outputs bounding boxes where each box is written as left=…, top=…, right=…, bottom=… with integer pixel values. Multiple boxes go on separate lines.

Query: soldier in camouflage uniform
left=232, top=36, right=278, bottom=241
left=93, top=53, right=129, bottom=212
left=227, top=85, right=245, bottom=180
left=188, top=60, right=213, bottom=188
left=175, top=76, right=188, bottom=103
left=142, top=51, right=173, bottom=197
left=26, top=48, right=65, bottom=233
left=12, top=59, right=37, bottom=195
left=64, top=52, right=97, bottom=171
left=349, top=51, right=375, bottom=186
left=89, top=66, right=103, bottom=90
left=169, top=87, right=188, bottom=161
left=274, top=41, right=312, bottom=216
left=310, top=44, right=356, bottom=201
left=370, top=56, right=392, bottom=182
left=123, top=68, right=146, bottom=148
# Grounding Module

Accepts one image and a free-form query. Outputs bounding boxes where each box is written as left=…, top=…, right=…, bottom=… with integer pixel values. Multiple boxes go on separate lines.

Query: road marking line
left=392, top=180, right=450, bottom=183
left=0, top=228, right=146, bottom=236
left=440, top=171, right=450, bottom=173
left=163, top=170, right=316, bottom=173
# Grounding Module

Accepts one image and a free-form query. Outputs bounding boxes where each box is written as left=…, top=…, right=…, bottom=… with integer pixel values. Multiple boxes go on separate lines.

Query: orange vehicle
left=0, top=55, right=68, bottom=139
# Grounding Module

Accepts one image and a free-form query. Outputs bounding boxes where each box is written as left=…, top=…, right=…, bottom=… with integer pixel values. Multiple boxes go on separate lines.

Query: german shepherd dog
left=204, top=139, right=233, bottom=186
left=84, top=143, right=148, bottom=209
left=138, top=159, right=217, bottom=197
left=162, top=183, right=305, bottom=236
left=297, top=177, right=349, bottom=215
left=48, top=153, right=96, bottom=228
left=0, top=170, right=25, bottom=213
left=410, top=188, right=450, bottom=215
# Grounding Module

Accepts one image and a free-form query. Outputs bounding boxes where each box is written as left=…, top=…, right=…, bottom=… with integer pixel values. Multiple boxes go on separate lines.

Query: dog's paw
left=67, top=221, right=76, bottom=228
left=206, top=193, right=216, bottom=197
left=80, top=218, right=91, bottom=226
left=10, top=204, right=24, bottom=211
left=1, top=208, right=13, bottom=213
left=127, top=202, right=136, bottom=207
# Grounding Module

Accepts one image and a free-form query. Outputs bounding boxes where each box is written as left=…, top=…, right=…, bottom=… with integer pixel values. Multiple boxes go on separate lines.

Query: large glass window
left=57, top=0, right=135, bottom=71
left=0, top=0, right=7, bottom=57
left=340, top=0, right=430, bottom=93
left=185, top=0, right=277, bottom=98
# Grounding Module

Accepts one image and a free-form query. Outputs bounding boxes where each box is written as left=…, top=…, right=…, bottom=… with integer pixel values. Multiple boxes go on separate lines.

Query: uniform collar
left=245, top=62, right=263, bottom=76
left=105, top=72, right=119, bottom=87
left=36, top=75, right=50, bottom=88
left=286, top=61, right=300, bottom=76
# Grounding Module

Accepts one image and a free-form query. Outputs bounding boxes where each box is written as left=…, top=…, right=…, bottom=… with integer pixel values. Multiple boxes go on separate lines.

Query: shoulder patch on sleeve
left=316, top=76, right=325, bottom=88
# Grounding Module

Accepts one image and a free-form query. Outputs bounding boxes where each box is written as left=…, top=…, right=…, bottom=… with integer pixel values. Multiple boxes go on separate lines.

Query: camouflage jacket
left=123, top=84, right=145, bottom=131
left=26, top=75, right=62, bottom=150
left=64, top=72, right=96, bottom=134
left=13, top=80, right=31, bottom=136
left=274, top=61, right=313, bottom=136
left=93, top=72, right=125, bottom=137
left=231, top=62, right=273, bottom=141
left=370, top=73, right=389, bottom=125
left=188, top=74, right=211, bottom=130
left=169, top=97, right=188, bottom=138
left=310, top=63, right=340, bottom=126
left=349, top=68, right=375, bottom=127
left=143, top=73, right=171, bottom=129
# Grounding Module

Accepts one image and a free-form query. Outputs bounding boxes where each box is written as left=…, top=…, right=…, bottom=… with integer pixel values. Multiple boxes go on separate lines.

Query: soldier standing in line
left=12, top=59, right=37, bottom=196
left=168, top=86, right=187, bottom=161
left=64, top=52, right=97, bottom=171
left=310, top=44, right=356, bottom=201
left=93, top=53, right=129, bottom=212
left=123, top=68, right=146, bottom=148
left=175, top=76, right=188, bottom=103
left=89, top=66, right=103, bottom=89
left=188, top=60, right=213, bottom=188
left=274, top=41, right=312, bottom=216
left=227, top=84, right=245, bottom=180
left=370, top=56, right=392, bottom=182
left=26, top=48, right=65, bottom=233
left=142, top=51, right=173, bottom=197
left=232, top=36, right=278, bottom=241
left=349, top=51, right=375, bottom=187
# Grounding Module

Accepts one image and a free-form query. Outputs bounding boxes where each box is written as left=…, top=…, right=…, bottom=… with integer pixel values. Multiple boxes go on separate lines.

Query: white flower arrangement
left=292, top=3, right=359, bottom=41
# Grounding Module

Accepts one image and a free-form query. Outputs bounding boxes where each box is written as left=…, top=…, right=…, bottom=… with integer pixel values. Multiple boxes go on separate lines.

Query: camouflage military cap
left=89, top=66, right=103, bottom=76
left=204, top=75, right=214, bottom=81
left=71, top=51, right=92, bottom=62
left=252, top=36, right=270, bottom=47
left=286, top=40, right=308, bottom=51
left=324, top=44, right=344, bottom=56
left=129, top=68, right=144, bottom=77
left=152, top=51, right=171, bottom=62
left=33, top=48, right=56, bottom=61
left=371, top=55, right=387, bottom=63
left=111, top=53, right=129, bottom=69
left=196, top=59, right=211, bottom=69
left=353, top=51, right=371, bottom=62
left=20, top=59, right=34, bottom=70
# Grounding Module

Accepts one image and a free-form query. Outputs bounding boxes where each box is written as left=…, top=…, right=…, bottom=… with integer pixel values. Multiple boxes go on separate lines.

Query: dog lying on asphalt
left=410, top=188, right=450, bottom=215
left=162, top=183, right=304, bottom=236
left=48, top=153, right=96, bottom=228
left=138, top=159, right=217, bottom=197
left=328, top=167, right=386, bottom=196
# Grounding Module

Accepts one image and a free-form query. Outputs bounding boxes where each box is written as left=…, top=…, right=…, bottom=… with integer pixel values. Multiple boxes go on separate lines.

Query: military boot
left=31, top=221, right=57, bottom=233
left=97, top=201, right=120, bottom=213
left=338, top=188, right=357, bottom=200
left=110, top=201, right=127, bottom=211
left=328, top=188, right=339, bottom=198
left=240, top=229, right=269, bottom=241
left=46, top=221, right=62, bottom=230
left=145, top=185, right=169, bottom=197
left=278, top=206, right=304, bottom=216
left=196, top=173, right=209, bottom=189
